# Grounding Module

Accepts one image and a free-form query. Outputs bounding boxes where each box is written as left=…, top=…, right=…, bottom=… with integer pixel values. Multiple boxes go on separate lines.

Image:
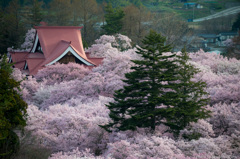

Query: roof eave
left=34, top=26, right=83, bottom=30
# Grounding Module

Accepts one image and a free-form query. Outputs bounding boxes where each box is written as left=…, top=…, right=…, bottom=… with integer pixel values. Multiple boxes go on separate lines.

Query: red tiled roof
left=85, top=52, right=91, bottom=58
left=88, top=58, right=104, bottom=66
left=26, top=58, right=45, bottom=74
left=41, top=40, right=70, bottom=66
left=10, top=26, right=103, bottom=75
left=14, top=61, right=26, bottom=70
left=35, top=26, right=87, bottom=59
left=70, top=44, right=96, bottom=65
left=85, top=52, right=103, bottom=66
left=27, top=52, right=45, bottom=59
left=10, top=52, right=29, bottom=63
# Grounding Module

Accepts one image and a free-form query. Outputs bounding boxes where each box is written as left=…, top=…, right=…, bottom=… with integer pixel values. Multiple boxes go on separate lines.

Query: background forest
left=0, top=0, right=239, bottom=55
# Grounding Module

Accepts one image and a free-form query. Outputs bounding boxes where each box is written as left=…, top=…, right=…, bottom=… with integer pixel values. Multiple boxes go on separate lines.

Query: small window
left=58, top=52, right=75, bottom=64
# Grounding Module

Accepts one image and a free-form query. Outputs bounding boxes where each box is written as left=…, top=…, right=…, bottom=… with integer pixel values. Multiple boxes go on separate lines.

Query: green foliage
left=0, top=0, right=26, bottom=55
left=101, top=34, right=210, bottom=135
left=102, top=0, right=130, bottom=8
left=100, top=30, right=178, bottom=132
left=27, top=0, right=44, bottom=27
left=48, top=0, right=73, bottom=26
left=102, top=3, right=125, bottom=35
left=232, top=13, right=240, bottom=31
left=0, top=54, right=13, bottom=74
left=97, top=0, right=142, bottom=7
left=130, top=0, right=142, bottom=7
left=0, top=0, right=11, bottom=9
left=182, top=131, right=202, bottom=141
left=82, top=39, right=89, bottom=49
left=0, top=131, right=20, bottom=159
left=0, top=9, right=9, bottom=55
left=11, top=132, right=52, bottom=159
left=163, top=47, right=211, bottom=136
left=0, top=55, right=28, bottom=158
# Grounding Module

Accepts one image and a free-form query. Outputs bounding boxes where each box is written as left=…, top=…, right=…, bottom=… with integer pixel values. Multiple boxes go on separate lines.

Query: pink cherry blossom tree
left=15, top=35, right=240, bottom=159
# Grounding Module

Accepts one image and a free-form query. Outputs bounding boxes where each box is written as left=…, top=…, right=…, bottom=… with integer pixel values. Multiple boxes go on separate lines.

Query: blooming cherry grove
left=13, top=35, right=240, bottom=158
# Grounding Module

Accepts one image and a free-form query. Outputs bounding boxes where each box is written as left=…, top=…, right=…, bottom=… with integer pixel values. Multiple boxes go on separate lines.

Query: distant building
left=196, top=4, right=203, bottom=9
left=184, top=3, right=203, bottom=9
left=9, top=26, right=103, bottom=75
left=219, top=31, right=239, bottom=42
left=195, top=31, right=239, bottom=49
left=198, top=34, right=220, bottom=45
left=184, top=3, right=196, bottom=8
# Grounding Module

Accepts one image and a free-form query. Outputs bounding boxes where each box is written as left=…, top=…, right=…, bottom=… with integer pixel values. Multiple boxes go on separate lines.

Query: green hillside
left=141, top=0, right=240, bottom=20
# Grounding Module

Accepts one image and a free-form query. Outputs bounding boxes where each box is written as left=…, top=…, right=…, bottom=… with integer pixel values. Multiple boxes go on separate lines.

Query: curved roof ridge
left=34, top=26, right=83, bottom=29
left=70, top=44, right=96, bottom=66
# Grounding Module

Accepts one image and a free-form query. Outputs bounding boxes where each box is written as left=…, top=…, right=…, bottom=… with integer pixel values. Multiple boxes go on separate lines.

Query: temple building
left=9, top=26, right=103, bottom=75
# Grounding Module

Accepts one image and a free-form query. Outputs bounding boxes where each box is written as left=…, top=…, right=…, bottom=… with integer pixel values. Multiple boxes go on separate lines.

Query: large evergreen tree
left=0, top=54, right=28, bottom=158
left=102, top=3, right=124, bottom=35
left=101, top=30, right=179, bottom=132
left=163, top=47, right=211, bottom=136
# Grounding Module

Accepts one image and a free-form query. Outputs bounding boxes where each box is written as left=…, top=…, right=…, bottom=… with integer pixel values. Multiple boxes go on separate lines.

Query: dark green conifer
left=0, top=54, right=28, bottom=158
left=101, top=30, right=178, bottom=132
left=163, top=47, right=211, bottom=136
left=102, top=3, right=124, bottom=35
left=28, top=0, right=44, bottom=27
